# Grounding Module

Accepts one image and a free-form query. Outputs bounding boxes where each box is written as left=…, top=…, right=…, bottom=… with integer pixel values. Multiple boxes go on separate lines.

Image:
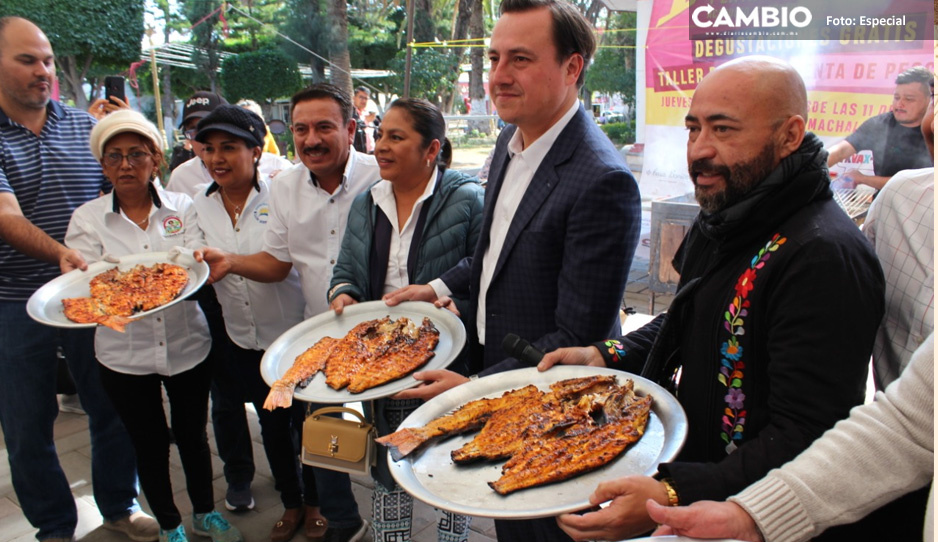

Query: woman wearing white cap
left=64, top=109, right=242, bottom=542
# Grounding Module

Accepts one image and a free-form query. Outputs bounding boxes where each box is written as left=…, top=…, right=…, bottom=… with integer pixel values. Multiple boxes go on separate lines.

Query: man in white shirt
left=165, top=91, right=227, bottom=196
left=198, top=83, right=378, bottom=542
left=384, top=0, right=641, bottom=539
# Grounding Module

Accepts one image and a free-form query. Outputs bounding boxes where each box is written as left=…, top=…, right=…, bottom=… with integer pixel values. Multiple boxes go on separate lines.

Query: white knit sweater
left=730, top=333, right=934, bottom=542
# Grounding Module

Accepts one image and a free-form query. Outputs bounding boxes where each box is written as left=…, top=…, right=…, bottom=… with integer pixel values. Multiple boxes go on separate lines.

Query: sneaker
left=192, top=511, right=243, bottom=542
left=58, top=393, right=85, bottom=415
left=158, top=525, right=187, bottom=542
left=323, top=520, right=367, bottom=542
left=104, top=511, right=160, bottom=542
left=40, top=538, right=74, bottom=542
left=223, top=484, right=254, bottom=512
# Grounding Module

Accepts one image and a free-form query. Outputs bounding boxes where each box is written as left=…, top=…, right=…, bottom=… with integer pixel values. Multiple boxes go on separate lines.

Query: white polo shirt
left=165, top=155, right=213, bottom=197
left=65, top=185, right=210, bottom=376
left=263, top=148, right=380, bottom=317
left=193, top=178, right=306, bottom=350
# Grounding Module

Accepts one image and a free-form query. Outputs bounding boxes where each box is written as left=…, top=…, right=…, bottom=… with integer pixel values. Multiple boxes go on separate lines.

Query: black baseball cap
left=195, top=104, right=266, bottom=148
left=179, top=91, right=228, bottom=128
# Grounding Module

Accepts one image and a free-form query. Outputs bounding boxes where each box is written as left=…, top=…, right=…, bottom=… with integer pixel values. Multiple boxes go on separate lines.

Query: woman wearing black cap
left=64, top=110, right=242, bottom=542
left=191, top=104, right=330, bottom=542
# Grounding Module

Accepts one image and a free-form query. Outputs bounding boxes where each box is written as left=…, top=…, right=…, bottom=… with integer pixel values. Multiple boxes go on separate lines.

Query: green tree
left=280, top=0, right=331, bottom=82
left=0, top=0, right=145, bottom=109
left=387, top=48, right=454, bottom=105
left=586, top=11, right=637, bottom=113
left=183, top=0, right=224, bottom=92
left=220, top=49, right=302, bottom=104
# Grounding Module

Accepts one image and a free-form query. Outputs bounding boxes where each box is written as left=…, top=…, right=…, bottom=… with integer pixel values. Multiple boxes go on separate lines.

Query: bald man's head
left=704, top=56, right=809, bottom=122
left=0, top=16, right=55, bottom=112
left=685, top=56, right=809, bottom=213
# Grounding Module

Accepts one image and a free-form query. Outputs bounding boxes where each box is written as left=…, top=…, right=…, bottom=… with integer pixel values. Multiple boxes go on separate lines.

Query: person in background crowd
left=191, top=104, right=311, bottom=542
left=88, top=94, right=130, bottom=121
left=0, top=16, right=157, bottom=542
left=862, top=76, right=935, bottom=389
left=65, top=110, right=240, bottom=542
left=198, top=83, right=378, bottom=542
left=166, top=91, right=228, bottom=196
left=236, top=99, right=294, bottom=180
left=352, top=86, right=379, bottom=154
left=168, top=92, right=229, bottom=174
left=826, top=66, right=933, bottom=190
left=329, top=98, right=483, bottom=542
left=540, top=56, right=886, bottom=541
left=382, top=0, right=642, bottom=539
left=235, top=98, right=281, bottom=154
left=646, top=332, right=934, bottom=542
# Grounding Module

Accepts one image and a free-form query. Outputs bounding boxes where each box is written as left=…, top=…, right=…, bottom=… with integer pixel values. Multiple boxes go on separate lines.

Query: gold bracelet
left=661, top=478, right=680, bottom=507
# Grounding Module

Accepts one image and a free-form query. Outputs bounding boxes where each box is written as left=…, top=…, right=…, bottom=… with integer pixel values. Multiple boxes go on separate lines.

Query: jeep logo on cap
left=187, top=96, right=211, bottom=107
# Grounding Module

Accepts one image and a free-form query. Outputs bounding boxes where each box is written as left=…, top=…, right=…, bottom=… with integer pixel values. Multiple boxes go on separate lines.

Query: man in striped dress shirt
left=0, top=17, right=156, bottom=542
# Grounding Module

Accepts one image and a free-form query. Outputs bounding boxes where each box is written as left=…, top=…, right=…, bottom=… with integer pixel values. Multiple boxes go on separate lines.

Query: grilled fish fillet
left=375, top=384, right=543, bottom=461
left=263, top=316, right=440, bottom=410
left=263, top=336, right=341, bottom=410
left=377, top=375, right=653, bottom=494
left=348, top=318, right=439, bottom=393
left=490, top=392, right=652, bottom=495
left=63, top=263, right=188, bottom=332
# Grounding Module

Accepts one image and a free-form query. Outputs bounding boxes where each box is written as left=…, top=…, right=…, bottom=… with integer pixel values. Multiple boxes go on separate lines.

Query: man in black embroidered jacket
left=539, top=56, right=888, bottom=541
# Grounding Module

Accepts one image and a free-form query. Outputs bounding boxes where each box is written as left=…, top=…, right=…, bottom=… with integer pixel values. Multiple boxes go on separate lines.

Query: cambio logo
left=692, top=4, right=813, bottom=28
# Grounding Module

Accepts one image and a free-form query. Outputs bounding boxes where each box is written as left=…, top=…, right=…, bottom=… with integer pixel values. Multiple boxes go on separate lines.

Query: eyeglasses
left=184, top=129, right=197, bottom=140
left=103, top=151, right=152, bottom=168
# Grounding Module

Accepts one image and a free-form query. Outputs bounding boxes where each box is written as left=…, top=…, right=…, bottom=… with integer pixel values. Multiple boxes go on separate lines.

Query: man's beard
left=690, top=142, right=776, bottom=214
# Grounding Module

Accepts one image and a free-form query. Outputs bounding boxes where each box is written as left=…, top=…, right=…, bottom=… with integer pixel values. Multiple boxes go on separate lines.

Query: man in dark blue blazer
left=387, top=0, right=641, bottom=539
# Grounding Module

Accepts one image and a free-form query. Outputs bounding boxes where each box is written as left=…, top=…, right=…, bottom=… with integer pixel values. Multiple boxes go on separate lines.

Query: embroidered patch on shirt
left=254, top=204, right=269, bottom=224
left=162, top=215, right=184, bottom=236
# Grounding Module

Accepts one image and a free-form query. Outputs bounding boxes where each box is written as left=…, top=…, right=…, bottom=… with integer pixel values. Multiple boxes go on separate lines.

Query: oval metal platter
left=26, top=251, right=209, bottom=328
left=260, top=300, right=467, bottom=403
left=387, top=365, right=688, bottom=519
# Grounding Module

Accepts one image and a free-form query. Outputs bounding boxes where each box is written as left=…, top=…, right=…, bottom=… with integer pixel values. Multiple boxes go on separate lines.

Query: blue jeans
left=0, top=301, right=139, bottom=540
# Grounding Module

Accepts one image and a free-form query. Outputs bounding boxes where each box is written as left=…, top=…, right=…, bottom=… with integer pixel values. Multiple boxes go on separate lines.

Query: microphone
left=502, top=333, right=546, bottom=365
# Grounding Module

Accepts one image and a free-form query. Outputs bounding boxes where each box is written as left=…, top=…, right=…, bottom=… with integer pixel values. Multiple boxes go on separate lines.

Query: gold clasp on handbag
left=329, top=435, right=339, bottom=456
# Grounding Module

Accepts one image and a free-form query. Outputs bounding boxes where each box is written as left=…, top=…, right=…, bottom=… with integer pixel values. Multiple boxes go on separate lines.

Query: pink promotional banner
left=639, top=0, right=934, bottom=198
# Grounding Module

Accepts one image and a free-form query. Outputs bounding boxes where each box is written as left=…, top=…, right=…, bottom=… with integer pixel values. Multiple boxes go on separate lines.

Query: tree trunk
left=468, top=0, right=488, bottom=134
left=448, top=0, right=472, bottom=114
left=328, top=0, right=352, bottom=96
left=57, top=55, right=92, bottom=110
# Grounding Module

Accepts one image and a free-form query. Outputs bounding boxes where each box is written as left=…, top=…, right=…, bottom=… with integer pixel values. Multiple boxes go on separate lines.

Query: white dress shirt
left=193, top=179, right=306, bottom=350
left=165, top=155, right=213, bottom=198
left=473, top=100, right=579, bottom=345
left=370, top=168, right=438, bottom=294
left=263, top=148, right=380, bottom=317
left=65, top=185, right=210, bottom=376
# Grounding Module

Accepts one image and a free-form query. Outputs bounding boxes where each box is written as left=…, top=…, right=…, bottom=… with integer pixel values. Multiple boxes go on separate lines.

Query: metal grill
left=833, top=188, right=873, bottom=221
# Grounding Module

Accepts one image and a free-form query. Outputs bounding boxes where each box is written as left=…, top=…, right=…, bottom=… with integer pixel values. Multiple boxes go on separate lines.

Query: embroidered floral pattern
left=601, top=339, right=627, bottom=364
left=719, top=233, right=786, bottom=452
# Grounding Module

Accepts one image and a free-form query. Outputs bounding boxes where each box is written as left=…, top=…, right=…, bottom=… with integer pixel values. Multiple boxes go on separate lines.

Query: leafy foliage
left=387, top=48, right=456, bottom=104
left=1, top=0, right=145, bottom=106
left=221, top=49, right=303, bottom=104
left=4, top=0, right=144, bottom=64
left=586, top=11, right=637, bottom=107
left=600, top=122, right=634, bottom=146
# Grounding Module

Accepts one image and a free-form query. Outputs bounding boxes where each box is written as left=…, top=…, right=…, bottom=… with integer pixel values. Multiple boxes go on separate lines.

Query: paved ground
left=0, top=258, right=669, bottom=542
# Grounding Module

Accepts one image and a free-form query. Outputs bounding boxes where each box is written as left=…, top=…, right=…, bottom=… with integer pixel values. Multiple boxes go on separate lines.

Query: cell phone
left=104, top=76, right=125, bottom=104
